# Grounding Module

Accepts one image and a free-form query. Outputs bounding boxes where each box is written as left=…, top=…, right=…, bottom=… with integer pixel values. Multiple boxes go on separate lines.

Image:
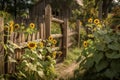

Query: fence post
left=76, top=20, right=80, bottom=47
left=62, top=18, right=68, bottom=59
left=0, top=17, right=4, bottom=74
left=45, top=4, right=51, bottom=39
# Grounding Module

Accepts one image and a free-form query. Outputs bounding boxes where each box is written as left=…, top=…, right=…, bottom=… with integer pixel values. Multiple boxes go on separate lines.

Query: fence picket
left=27, top=34, right=31, bottom=41
left=0, top=17, right=4, bottom=74
left=21, top=33, right=25, bottom=42
left=36, top=31, right=40, bottom=39
left=32, top=33, right=36, bottom=40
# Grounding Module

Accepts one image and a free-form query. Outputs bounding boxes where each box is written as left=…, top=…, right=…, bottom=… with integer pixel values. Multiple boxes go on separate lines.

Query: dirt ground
left=55, top=62, right=79, bottom=80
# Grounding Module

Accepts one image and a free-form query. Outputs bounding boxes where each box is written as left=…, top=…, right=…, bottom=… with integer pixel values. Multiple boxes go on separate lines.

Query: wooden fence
left=0, top=5, right=81, bottom=74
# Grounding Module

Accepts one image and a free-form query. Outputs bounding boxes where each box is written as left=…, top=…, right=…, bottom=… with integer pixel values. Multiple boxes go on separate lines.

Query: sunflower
left=116, top=25, right=120, bottom=31
left=27, top=42, right=37, bottom=50
left=52, top=39, right=57, bottom=45
left=4, top=26, right=9, bottom=32
left=48, top=36, right=53, bottom=41
left=29, top=23, right=35, bottom=29
left=39, top=42, right=44, bottom=48
left=14, top=24, right=19, bottom=30
left=88, top=18, right=93, bottom=23
left=83, top=41, right=88, bottom=48
left=94, top=19, right=100, bottom=25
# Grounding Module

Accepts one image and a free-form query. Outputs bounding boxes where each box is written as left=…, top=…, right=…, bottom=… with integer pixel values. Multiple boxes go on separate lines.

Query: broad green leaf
left=110, top=60, right=120, bottom=73
left=83, top=57, right=94, bottom=69
left=95, top=60, right=108, bottom=72
left=18, top=71, right=26, bottom=78
left=108, top=42, right=120, bottom=50
left=42, top=49, right=47, bottom=55
left=93, top=52, right=104, bottom=64
left=4, top=44, right=7, bottom=50
left=104, top=69, right=117, bottom=79
left=96, top=42, right=106, bottom=51
left=37, top=54, right=42, bottom=59
left=116, top=31, right=120, bottom=35
left=7, top=45, right=14, bottom=53
left=105, top=51, right=120, bottom=59
left=8, top=40, right=21, bottom=49
left=97, top=30, right=107, bottom=35
left=104, top=35, right=112, bottom=44
left=27, top=63, right=37, bottom=71
left=37, top=71, right=44, bottom=77
left=46, top=47, right=52, bottom=53
left=8, top=56, right=17, bottom=62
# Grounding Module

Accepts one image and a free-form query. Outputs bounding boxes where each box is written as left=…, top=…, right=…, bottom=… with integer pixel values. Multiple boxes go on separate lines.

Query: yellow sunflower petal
left=10, top=25, right=14, bottom=33
left=39, top=42, right=44, bottom=48
left=88, top=18, right=93, bottom=23
left=52, top=51, right=56, bottom=59
left=9, top=21, right=14, bottom=26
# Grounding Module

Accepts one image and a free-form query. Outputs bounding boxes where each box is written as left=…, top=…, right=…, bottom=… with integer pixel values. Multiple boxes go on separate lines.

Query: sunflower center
left=29, top=43, right=35, bottom=47
left=96, top=21, right=98, bottom=23
left=118, top=26, right=120, bottom=30
left=15, top=25, right=18, bottom=29
left=4, top=27, right=8, bottom=31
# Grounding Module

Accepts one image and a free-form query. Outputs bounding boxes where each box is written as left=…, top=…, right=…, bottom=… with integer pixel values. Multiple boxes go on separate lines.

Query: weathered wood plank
left=36, top=31, right=40, bottom=39
left=27, top=34, right=31, bottom=41
left=68, top=31, right=77, bottom=37
left=62, top=18, right=68, bottom=58
left=68, top=42, right=73, bottom=47
left=45, top=4, right=51, bottom=38
left=10, top=32, right=14, bottom=42
left=32, top=33, right=36, bottom=40
left=76, top=20, right=80, bottom=47
left=21, top=33, right=25, bottom=42
left=52, top=47, right=61, bottom=51
left=0, top=17, right=4, bottom=74
left=39, top=23, right=43, bottom=39
left=52, top=17, right=64, bottom=24
left=13, top=32, right=18, bottom=43
left=51, top=34, right=63, bottom=38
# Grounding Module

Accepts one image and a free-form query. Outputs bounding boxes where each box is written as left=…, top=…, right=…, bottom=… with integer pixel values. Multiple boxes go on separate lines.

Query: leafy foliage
left=1, top=20, right=59, bottom=80
left=78, top=24, right=120, bottom=80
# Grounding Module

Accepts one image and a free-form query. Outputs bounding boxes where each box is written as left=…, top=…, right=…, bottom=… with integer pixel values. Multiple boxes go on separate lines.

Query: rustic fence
left=0, top=5, right=81, bottom=74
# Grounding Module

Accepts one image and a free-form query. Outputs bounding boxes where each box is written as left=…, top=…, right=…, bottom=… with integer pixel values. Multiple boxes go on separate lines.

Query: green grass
left=63, top=47, right=81, bottom=65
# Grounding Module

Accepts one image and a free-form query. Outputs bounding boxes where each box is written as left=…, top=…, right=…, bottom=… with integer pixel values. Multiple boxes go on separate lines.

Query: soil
left=55, top=62, right=79, bottom=80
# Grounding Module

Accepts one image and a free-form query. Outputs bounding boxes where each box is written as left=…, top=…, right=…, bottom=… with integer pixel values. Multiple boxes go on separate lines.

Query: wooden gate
left=0, top=4, right=81, bottom=74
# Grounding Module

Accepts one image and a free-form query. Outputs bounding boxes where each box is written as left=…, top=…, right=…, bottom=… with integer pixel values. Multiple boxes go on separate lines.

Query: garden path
left=55, top=62, right=79, bottom=80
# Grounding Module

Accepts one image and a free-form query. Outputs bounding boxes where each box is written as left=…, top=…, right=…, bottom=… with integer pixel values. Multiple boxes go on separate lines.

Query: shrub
left=78, top=26, right=120, bottom=80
